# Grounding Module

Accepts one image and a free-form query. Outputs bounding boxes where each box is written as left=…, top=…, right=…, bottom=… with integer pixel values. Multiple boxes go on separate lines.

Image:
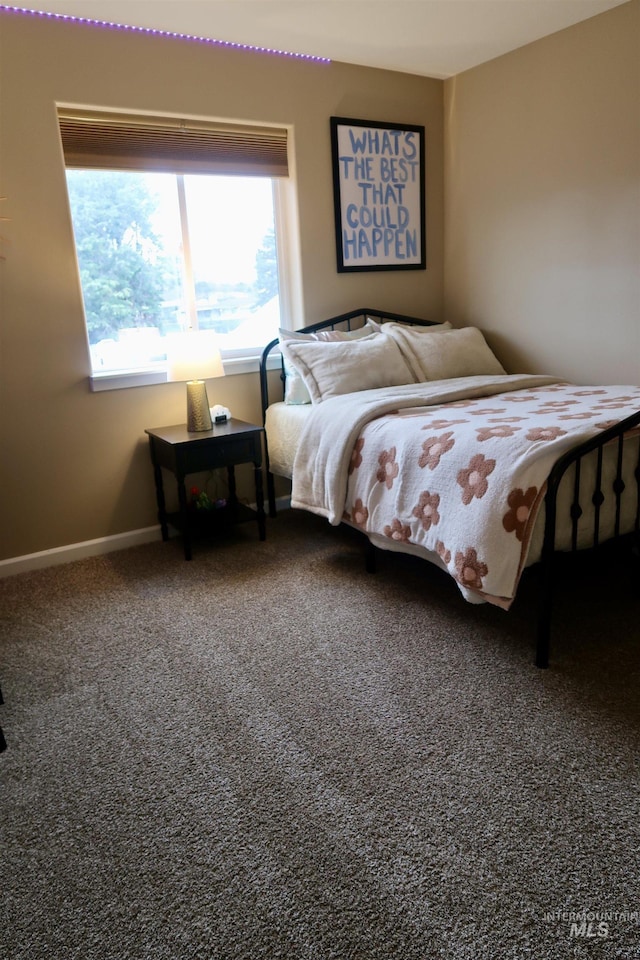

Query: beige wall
left=444, top=0, right=639, bottom=384
left=0, top=11, right=443, bottom=561
left=1, top=2, right=638, bottom=564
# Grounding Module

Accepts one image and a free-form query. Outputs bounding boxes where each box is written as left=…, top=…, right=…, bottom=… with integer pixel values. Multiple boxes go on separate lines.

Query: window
left=58, top=108, right=298, bottom=386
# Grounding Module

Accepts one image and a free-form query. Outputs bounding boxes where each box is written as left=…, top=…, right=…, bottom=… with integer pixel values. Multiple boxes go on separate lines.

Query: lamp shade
left=166, top=331, right=225, bottom=432
left=166, top=330, right=225, bottom=383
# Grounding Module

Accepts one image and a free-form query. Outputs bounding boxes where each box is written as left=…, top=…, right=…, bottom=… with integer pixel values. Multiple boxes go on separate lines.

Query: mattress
left=264, top=401, right=311, bottom=478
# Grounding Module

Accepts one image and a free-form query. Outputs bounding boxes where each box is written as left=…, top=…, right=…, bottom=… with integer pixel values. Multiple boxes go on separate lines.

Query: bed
left=259, top=308, right=640, bottom=667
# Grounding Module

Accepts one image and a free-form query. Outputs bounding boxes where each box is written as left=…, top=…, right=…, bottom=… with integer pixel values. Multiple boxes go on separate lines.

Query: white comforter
left=290, top=375, right=640, bottom=607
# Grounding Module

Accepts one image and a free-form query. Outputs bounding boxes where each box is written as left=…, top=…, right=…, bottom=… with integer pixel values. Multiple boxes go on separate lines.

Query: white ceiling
left=15, top=0, right=631, bottom=78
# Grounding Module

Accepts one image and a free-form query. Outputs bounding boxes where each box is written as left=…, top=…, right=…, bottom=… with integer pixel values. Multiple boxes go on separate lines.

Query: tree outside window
left=66, top=169, right=281, bottom=375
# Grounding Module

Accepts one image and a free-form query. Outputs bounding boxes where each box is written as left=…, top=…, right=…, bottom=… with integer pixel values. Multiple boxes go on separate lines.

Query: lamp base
left=186, top=380, right=212, bottom=432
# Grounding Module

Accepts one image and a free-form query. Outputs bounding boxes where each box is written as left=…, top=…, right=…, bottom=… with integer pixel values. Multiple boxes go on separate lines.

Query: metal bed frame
left=260, top=308, right=640, bottom=668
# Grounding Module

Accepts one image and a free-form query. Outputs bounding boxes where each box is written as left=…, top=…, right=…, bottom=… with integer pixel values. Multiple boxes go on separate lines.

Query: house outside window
left=58, top=108, right=299, bottom=389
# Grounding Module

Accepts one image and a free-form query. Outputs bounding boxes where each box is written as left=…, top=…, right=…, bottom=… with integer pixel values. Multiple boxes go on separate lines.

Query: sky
left=149, top=173, right=275, bottom=286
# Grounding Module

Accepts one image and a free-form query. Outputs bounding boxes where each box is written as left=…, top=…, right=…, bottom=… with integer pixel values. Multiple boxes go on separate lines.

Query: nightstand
left=145, top=419, right=266, bottom=560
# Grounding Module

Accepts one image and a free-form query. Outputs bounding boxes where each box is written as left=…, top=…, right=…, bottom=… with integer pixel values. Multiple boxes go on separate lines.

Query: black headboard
left=259, top=306, right=437, bottom=423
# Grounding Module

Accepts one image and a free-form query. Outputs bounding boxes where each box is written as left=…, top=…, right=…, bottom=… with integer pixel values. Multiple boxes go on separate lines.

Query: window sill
left=89, top=352, right=280, bottom=392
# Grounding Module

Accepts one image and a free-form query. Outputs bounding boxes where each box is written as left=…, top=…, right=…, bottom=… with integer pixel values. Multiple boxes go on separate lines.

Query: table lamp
left=167, top=331, right=225, bottom=432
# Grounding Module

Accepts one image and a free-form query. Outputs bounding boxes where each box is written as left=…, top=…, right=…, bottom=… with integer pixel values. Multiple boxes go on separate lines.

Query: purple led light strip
left=0, top=4, right=331, bottom=62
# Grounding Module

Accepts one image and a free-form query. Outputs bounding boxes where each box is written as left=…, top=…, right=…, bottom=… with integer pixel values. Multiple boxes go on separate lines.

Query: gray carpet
left=1, top=509, right=639, bottom=959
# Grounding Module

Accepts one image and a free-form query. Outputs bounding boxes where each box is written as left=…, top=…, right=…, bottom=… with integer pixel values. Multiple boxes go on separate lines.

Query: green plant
left=189, top=486, right=226, bottom=511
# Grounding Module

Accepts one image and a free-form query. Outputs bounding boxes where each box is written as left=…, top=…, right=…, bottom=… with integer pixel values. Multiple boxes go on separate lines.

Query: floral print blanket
left=290, top=374, right=640, bottom=607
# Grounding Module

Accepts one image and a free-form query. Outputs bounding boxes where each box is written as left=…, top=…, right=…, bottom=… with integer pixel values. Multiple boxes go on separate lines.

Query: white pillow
left=280, top=335, right=414, bottom=403
left=404, top=326, right=506, bottom=381
left=279, top=320, right=381, bottom=403
left=280, top=320, right=381, bottom=343
left=380, top=321, right=451, bottom=335
left=379, top=321, right=453, bottom=381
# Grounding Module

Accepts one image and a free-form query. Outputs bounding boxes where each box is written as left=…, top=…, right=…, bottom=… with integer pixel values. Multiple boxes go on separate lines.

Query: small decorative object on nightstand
left=145, top=419, right=266, bottom=560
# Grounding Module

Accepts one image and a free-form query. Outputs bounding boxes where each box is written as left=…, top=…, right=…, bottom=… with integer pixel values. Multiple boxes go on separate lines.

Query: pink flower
left=350, top=498, right=369, bottom=528
left=457, top=454, right=496, bottom=504
left=384, top=518, right=412, bottom=542
left=376, top=447, right=399, bottom=489
left=421, top=418, right=468, bottom=429
left=349, top=437, right=365, bottom=474
left=412, top=491, right=441, bottom=531
left=419, top=431, right=455, bottom=470
left=469, top=407, right=506, bottom=416
left=476, top=424, right=520, bottom=441
left=526, top=426, right=568, bottom=441
left=454, top=548, right=488, bottom=590
left=557, top=413, right=594, bottom=421
left=436, top=540, right=451, bottom=565
left=502, top=487, right=539, bottom=541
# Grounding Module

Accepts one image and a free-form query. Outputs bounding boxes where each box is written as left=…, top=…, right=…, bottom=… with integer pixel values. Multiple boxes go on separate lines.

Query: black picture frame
left=330, top=116, right=426, bottom=273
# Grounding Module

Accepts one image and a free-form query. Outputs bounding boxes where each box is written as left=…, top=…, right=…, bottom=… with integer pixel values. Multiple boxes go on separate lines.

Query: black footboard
left=535, top=410, right=640, bottom=667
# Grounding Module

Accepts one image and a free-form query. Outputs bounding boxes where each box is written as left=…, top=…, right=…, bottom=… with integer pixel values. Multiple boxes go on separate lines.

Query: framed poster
left=330, top=116, right=426, bottom=273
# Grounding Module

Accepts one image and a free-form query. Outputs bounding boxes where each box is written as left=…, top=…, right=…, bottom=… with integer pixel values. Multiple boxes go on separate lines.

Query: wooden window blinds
left=57, top=108, right=289, bottom=177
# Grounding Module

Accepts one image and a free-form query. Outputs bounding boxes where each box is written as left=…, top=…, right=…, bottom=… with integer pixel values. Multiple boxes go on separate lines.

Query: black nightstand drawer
left=176, top=435, right=259, bottom=474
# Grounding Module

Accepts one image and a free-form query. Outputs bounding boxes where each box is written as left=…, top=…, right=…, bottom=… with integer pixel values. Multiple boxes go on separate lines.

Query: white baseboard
left=0, top=497, right=293, bottom=579
left=0, top=526, right=163, bottom=579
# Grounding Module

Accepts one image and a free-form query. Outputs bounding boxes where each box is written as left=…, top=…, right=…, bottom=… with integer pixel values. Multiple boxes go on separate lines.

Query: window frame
left=57, top=106, right=301, bottom=390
